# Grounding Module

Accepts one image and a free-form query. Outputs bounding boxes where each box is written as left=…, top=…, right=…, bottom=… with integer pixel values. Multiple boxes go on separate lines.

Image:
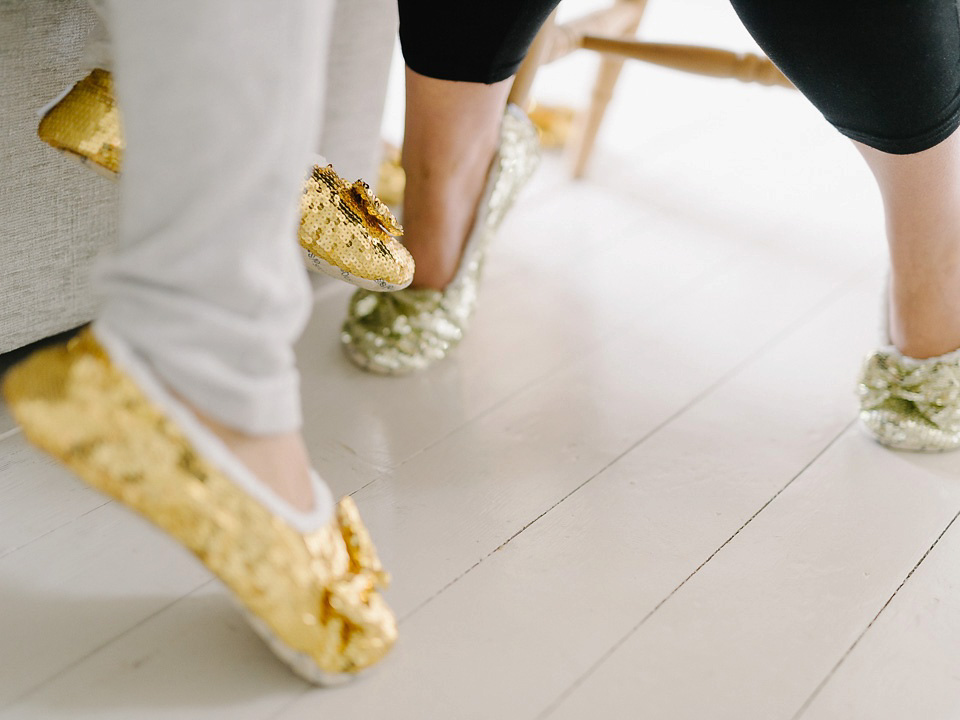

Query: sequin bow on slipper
left=858, top=346, right=960, bottom=451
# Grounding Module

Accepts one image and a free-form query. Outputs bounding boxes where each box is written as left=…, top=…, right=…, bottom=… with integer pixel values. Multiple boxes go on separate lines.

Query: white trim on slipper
left=876, top=342, right=960, bottom=368
left=92, top=321, right=334, bottom=533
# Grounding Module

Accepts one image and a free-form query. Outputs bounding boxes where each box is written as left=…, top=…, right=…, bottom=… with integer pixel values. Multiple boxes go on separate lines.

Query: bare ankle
left=402, top=152, right=496, bottom=290
left=889, top=290, right=960, bottom=359
left=890, top=330, right=960, bottom=359
left=178, top=399, right=315, bottom=512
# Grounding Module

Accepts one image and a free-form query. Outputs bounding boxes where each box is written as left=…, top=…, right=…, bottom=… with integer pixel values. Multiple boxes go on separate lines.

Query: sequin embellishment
left=37, top=68, right=122, bottom=176
left=858, top=347, right=960, bottom=451
left=2, top=329, right=397, bottom=680
left=300, top=166, right=414, bottom=291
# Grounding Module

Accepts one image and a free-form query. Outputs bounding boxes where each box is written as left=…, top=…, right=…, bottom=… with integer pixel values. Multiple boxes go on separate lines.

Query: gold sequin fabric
left=340, top=105, right=540, bottom=375
left=528, top=102, right=576, bottom=150
left=299, top=165, right=414, bottom=291
left=2, top=329, right=397, bottom=679
left=36, top=70, right=414, bottom=292
left=37, top=68, right=123, bottom=176
left=858, top=347, right=960, bottom=451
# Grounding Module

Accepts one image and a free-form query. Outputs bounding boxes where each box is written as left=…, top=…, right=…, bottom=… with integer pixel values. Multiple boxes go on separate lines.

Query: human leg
left=855, top=133, right=960, bottom=450
left=99, top=0, right=328, bottom=504
left=318, top=0, right=398, bottom=182
left=728, top=0, right=960, bottom=449
left=856, top=134, right=960, bottom=359
left=397, top=0, right=557, bottom=289
left=37, top=1, right=414, bottom=292
left=401, top=69, right=512, bottom=289
left=341, top=1, right=555, bottom=373
left=6, top=0, right=397, bottom=677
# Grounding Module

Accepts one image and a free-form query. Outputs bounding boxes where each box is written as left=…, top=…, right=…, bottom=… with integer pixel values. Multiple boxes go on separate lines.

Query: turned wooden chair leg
left=508, top=10, right=557, bottom=109
left=569, top=0, right=648, bottom=178
left=570, top=54, right=629, bottom=178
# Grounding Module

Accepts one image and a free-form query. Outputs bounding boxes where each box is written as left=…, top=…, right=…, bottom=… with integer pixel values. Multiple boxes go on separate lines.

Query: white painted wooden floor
left=4, top=2, right=960, bottom=718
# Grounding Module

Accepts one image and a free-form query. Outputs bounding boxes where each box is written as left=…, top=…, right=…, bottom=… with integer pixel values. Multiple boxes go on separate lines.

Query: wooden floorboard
left=0, top=438, right=108, bottom=561
left=799, top=492, right=960, bottom=720
left=547, top=422, right=960, bottom=719
left=274, top=280, right=882, bottom=720
left=5, top=1, right=956, bottom=717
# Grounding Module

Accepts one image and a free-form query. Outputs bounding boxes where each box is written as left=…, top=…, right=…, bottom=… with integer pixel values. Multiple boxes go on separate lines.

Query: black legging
left=398, top=0, right=960, bottom=155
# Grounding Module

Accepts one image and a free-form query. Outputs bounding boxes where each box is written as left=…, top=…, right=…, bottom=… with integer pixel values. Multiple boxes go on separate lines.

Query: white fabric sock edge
left=91, top=321, right=334, bottom=533
left=878, top=276, right=960, bottom=366
left=877, top=342, right=960, bottom=367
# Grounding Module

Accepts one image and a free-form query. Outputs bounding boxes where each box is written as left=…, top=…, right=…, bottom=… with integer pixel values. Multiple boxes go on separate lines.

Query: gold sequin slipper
left=299, top=165, right=413, bottom=292
left=858, top=345, right=960, bottom=452
left=37, top=70, right=414, bottom=292
left=340, top=104, right=540, bottom=375
left=37, top=68, right=122, bottom=177
left=2, top=326, right=397, bottom=682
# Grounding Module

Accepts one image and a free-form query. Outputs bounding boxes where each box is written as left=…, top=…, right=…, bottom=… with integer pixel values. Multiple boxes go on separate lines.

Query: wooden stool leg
left=569, top=0, right=648, bottom=178
left=508, top=11, right=558, bottom=109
